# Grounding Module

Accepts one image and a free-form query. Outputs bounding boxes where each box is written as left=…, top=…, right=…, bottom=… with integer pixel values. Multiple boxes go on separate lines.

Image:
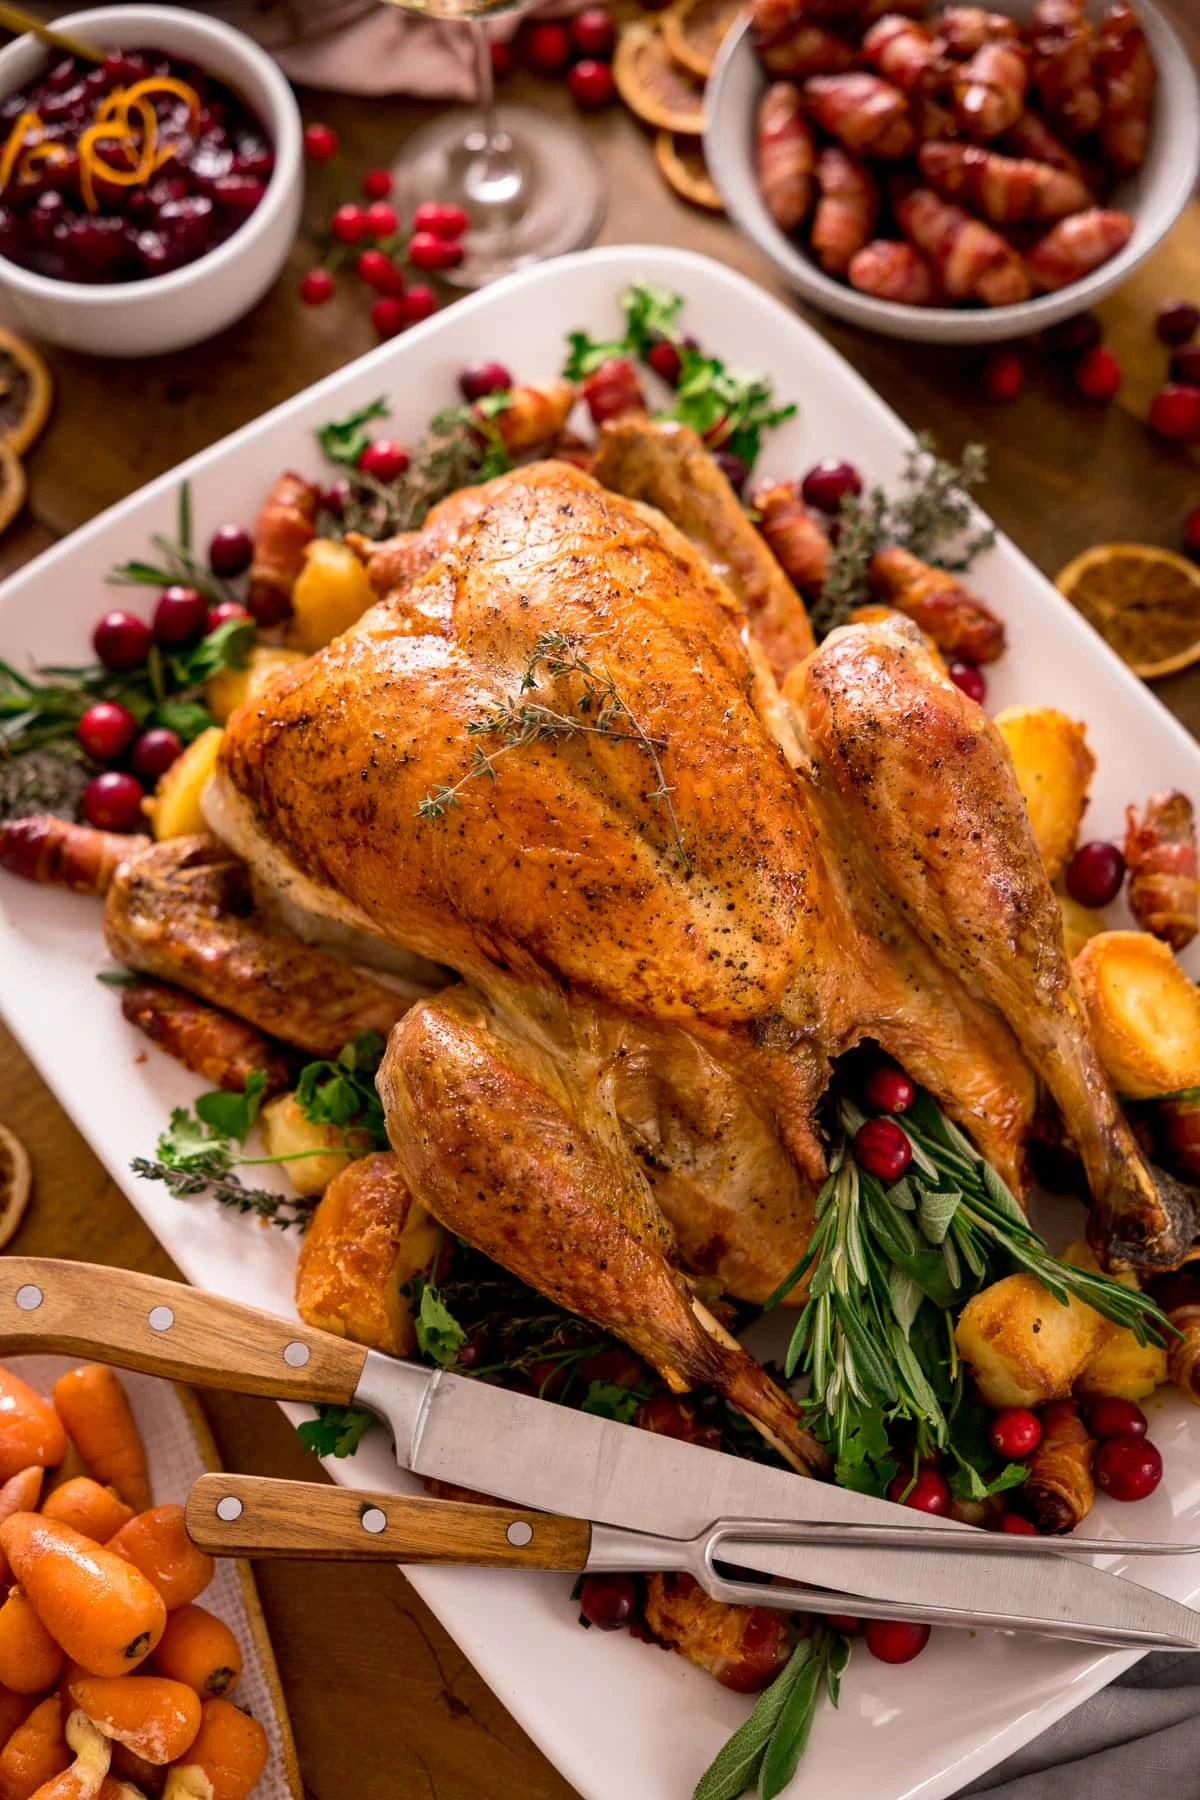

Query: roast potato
left=1058, top=890, right=1106, bottom=960
left=289, top=538, right=376, bottom=653
left=259, top=1091, right=375, bottom=1197
left=205, top=646, right=305, bottom=724
left=954, top=1271, right=1111, bottom=1408
left=1074, top=929, right=1200, bottom=1099
left=995, top=706, right=1095, bottom=882
left=146, top=727, right=224, bottom=841
left=295, top=1151, right=440, bottom=1356
left=1064, top=1240, right=1167, bottom=1401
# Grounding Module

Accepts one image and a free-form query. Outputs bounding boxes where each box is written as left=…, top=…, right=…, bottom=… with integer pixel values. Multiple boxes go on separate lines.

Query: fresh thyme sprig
left=417, top=630, right=690, bottom=871
left=315, top=397, right=514, bottom=542
left=693, top=1624, right=851, bottom=1800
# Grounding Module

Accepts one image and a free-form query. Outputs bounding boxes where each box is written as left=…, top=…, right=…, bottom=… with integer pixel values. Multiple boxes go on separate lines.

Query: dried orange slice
left=0, top=328, right=51, bottom=458
left=1055, top=543, right=1200, bottom=679
left=662, top=0, right=745, bottom=78
left=614, top=21, right=706, bottom=134
left=0, top=443, right=26, bottom=538
left=0, top=1123, right=31, bottom=1250
left=654, top=132, right=724, bottom=210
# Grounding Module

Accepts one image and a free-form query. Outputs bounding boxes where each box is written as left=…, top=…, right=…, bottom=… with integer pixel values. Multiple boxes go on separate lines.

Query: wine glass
left=382, top=0, right=605, bottom=287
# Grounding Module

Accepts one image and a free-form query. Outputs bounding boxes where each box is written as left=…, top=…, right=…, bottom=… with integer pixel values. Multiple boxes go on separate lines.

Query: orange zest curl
left=0, top=111, right=43, bottom=194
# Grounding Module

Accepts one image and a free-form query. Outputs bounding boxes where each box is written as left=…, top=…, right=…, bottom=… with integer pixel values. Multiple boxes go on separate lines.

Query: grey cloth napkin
left=959, top=1655, right=1200, bottom=1799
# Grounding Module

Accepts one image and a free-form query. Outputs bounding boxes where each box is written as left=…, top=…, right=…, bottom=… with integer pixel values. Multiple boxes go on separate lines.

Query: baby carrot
left=39, top=1486, right=132, bottom=1548
left=154, top=1606, right=242, bottom=1699
left=50, top=1374, right=149, bottom=1517
left=68, top=1678, right=200, bottom=1768
left=0, top=1516, right=164, bottom=1679
left=0, top=1693, right=72, bottom=1800
left=160, top=1699, right=267, bottom=1800
left=0, top=1691, right=36, bottom=1761
left=0, top=1592, right=61, bottom=1696
left=0, top=1473, right=45, bottom=1588
left=0, top=1375, right=65, bottom=1486
left=25, top=1708, right=110, bottom=1800
left=106, top=1510, right=213, bottom=1613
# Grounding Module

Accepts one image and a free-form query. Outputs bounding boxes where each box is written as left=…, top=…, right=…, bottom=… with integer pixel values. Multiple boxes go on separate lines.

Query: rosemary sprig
left=417, top=630, right=690, bottom=870
left=693, top=1624, right=850, bottom=1800
left=107, top=480, right=240, bottom=610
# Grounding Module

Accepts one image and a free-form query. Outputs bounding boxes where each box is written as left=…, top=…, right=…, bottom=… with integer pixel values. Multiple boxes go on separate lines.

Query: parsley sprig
left=297, top=1404, right=375, bottom=1459
left=693, top=1624, right=850, bottom=1800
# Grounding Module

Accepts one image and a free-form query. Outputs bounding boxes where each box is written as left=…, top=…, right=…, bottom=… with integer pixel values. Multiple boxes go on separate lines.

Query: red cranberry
left=854, top=1116, right=912, bottom=1183
left=1064, top=840, right=1125, bottom=908
left=209, top=174, right=266, bottom=217
left=331, top=204, right=366, bottom=246
left=303, top=122, right=338, bottom=162
left=888, top=1467, right=950, bottom=1514
left=491, top=39, right=514, bottom=77
left=361, top=168, right=392, bottom=200
left=408, top=230, right=462, bottom=271
left=947, top=659, right=986, bottom=704
left=1095, top=1432, right=1163, bottom=1502
left=371, top=296, right=405, bottom=339
left=207, top=601, right=252, bottom=632
left=572, top=8, right=616, bottom=56
left=153, top=585, right=207, bottom=647
left=713, top=450, right=749, bottom=494
left=460, top=360, right=513, bottom=402
left=980, top=349, right=1024, bottom=402
left=358, top=439, right=410, bottom=483
left=1148, top=384, right=1200, bottom=444
left=93, top=610, right=152, bottom=673
left=1170, top=345, right=1200, bottom=386
left=988, top=1407, right=1042, bottom=1458
left=568, top=59, right=616, bottom=108
left=299, top=267, right=335, bottom=306
left=578, top=1573, right=636, bottom=1630
left=647, top=339, right=682, bottom=385
left=403, top=285, right=436, bottom=324
left=77, top=701, right=137, bottom=763
left=1156, top=300, right=1199, bottom=346
left=208, top=525, right=253, bottom=579
left=82, top=771, right=144, bottom=832
left=1044, top=312, right=1103, bottom=358
left=825, top=1613, right=861, bottom=1632
left=526, top=21, right=573, bottom=73
left=130, top=727, right=183, bottom=781
left=801, top=459, right=863, bottom=513
left=863, top=1061, right=915, bottom=1115
left=1087, top=1396, right=1148, bottom=1440
left=1074, top=345, right=1123, bottom=401
left=413, top=202, right=469, bottom=241
left=998, top=1512, right=1039, bottom=1535
left=1185, top=505, right=1200, bottom=561
left=864, top=1619, right=931, bottom=1664
left=363, top=201, right=398, bottom=239
left=358, top=248, right=402, bottom=292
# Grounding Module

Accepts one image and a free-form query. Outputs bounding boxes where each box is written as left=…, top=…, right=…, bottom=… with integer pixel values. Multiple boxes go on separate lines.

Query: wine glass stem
left=463, top=20, right=522, bottom=209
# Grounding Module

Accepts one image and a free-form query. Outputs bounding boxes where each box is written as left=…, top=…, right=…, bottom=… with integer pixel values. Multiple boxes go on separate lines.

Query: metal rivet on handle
left=148, top=1305, right=175, bottom=1332
left=14, top=1285, right=42, bottom=1311
left=506, top=1521, right=533, bottom=1548
left=215, top=1496, right=243, bottom=1522
left=361, top=1507, right=387, bottom=1535
left=283, top=1341, right=311, bottom=1368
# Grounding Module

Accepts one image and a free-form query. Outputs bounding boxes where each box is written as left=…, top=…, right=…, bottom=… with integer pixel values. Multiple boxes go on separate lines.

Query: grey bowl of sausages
left=705, top=0, right=1200, bottom=344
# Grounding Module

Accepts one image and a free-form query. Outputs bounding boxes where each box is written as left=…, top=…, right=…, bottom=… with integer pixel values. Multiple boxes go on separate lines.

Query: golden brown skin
left=641, top=1574, right=795, bottom=1692
left=118, top=979, right=289, bottom=1095
left=103, top=836, right=410, bottom=1058
left=295, top=1152, right=440, bottom=1357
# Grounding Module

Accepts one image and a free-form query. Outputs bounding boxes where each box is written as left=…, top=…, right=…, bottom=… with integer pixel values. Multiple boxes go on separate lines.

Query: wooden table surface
left=2, top=11, right=1199, bottom=1796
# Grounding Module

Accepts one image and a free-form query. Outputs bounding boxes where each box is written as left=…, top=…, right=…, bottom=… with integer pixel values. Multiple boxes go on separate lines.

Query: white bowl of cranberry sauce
left=0, top=5, right=301, bottom=356
left=705, top=0, right=1200, bottom=345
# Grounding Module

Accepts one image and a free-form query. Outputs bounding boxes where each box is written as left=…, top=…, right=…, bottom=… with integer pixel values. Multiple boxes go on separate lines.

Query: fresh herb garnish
left=315, top=399, right=514, bottom=542
left=812, top=433, right=995, bottom=637
left=581, top=1379, right=649, bottom=1424
left=563, top=281, right=686, bottom=378
left=317, top=398, right=391, bottom=470
left=107, top=480, right=242, bottom=611
left=693, top=1625, right=850, bottom=1800
left=295, top=1030, right=388, bottom=1149
left=417, top=629, right=689, bottom=870
left=297, top=1404, right=375, bottom=1459
left=412, top=1277, right=469, bottom=1367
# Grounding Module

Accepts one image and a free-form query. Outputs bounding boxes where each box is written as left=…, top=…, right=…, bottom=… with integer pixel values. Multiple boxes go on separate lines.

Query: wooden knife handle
left=187, top=1474, right=593, bottom=1568
left=0, top=1258, right=366, bottom=1404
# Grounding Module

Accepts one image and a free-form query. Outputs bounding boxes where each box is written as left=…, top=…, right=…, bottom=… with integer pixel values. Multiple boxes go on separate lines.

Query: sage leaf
left=692, top=1642, right=812, bottom=1800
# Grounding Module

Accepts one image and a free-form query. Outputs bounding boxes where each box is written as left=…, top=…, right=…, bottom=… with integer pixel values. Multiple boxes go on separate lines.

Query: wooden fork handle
left=0, top=1257, right=366, bottom=1404
left=187, top=1474, right=593, bottom=1568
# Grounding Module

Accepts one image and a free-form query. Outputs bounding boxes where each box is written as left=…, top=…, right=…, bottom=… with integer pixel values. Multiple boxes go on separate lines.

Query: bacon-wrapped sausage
left=633, top=1392, right=723, bottom=1451
left=120, top=979, right=289, bottom=1096
left=861, top=13, right=943, bottom=94
left=248, top=472, right=318, bottom=627
left=952, top=38, right=1030, bottom=139
left=917, top=140, right=1090, bottom=224
left=848, top=239, right=939, bottom=304
left=0, top=815, right=148, bottom=895
left=810, top=146, right=880, bottom=275
left=1095, top=3, right=1156, bottom=175
left=1150, top=1269, right=1200, bottom=1405
left=641, top=1574, right=796, bottom=1693
left=894, top=186, right=1031, bottom=306
left=803, top=72, right=917, bottom=159
left=750, top=481, right=832, bottom=597
left=1031, top=0, right=1103, bottom=138
left=868, top=546, right=1006, bottom=662
left=1001, top=109, right=1088, bottom=180
left=757, top=82, right=817, bottom=232
left=1125, top=790, right=1199, bottom=951
left=1159, top=1098, right=1200, bottom=1184
left=752, top=0, right=857, bottom=79
left=934, top=6, right=1019, bottom=57
left=1026, top=207, right=1135, bottom=292
left=580, top=360, right=647, bottom=430
left=1018, top=1398, right=1096, bottom=1534
left=485, top=378, right=577, bottom=454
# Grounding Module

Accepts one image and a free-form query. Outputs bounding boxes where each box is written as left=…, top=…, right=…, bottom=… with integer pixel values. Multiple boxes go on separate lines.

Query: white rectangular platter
left=3, top=244, right=1200, bottom=1800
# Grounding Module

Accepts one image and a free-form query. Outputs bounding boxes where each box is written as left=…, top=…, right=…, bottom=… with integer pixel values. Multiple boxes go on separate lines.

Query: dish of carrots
left=0, top=1360, right=268, bottom=1800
